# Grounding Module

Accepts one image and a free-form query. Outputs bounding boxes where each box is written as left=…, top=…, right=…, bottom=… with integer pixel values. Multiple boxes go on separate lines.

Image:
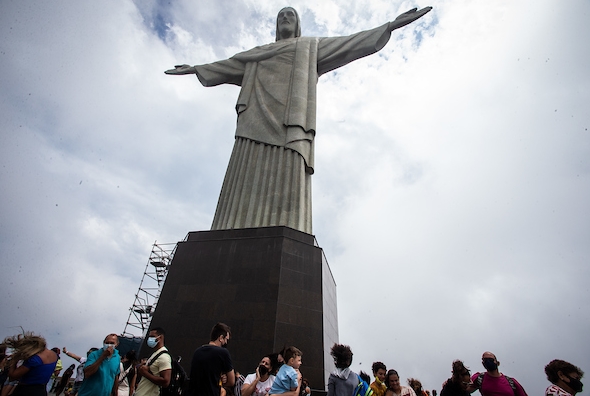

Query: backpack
left=474, top=373, right=517, bottom=396
left=149, top=350, right=188, bottom=396
left=352, top=375, right=374, bottom=396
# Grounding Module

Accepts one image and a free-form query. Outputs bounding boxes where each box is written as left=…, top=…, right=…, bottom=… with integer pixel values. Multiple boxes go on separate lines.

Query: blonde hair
left=3, top=332, right=47, bottom=362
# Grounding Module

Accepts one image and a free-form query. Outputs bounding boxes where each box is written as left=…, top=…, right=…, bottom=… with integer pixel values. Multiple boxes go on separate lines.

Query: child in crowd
left=371, top=362, right=387, bottom=396
left=269, top=347, right=303, bottom=396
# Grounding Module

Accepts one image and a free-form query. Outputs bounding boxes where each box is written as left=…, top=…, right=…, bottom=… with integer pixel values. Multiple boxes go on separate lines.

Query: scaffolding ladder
left=122, top=241, right=177, bottom=338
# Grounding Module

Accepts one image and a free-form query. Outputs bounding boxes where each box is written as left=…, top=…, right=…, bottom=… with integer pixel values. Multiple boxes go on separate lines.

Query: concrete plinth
left=147, top=226, right=338, bottom=390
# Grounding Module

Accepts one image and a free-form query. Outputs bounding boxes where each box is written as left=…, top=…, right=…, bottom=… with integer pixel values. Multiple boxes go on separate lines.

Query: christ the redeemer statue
left=166, top=6, right=432, bottom=234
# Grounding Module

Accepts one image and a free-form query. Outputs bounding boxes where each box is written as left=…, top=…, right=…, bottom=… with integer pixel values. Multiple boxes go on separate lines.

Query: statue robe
left=195, top=23, right=392, bottom=234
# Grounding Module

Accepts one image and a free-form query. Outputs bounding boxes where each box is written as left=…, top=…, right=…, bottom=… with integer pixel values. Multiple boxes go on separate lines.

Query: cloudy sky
left=1, top=0, right=589, bottom=394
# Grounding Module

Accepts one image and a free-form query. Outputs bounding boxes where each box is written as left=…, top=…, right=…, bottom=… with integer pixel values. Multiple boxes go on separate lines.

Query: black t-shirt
left=188, top=345, right=233, bottom=396
left=440, top=379, right=470, bottom=396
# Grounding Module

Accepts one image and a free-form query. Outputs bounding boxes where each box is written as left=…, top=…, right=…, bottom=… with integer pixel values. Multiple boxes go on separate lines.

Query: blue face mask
left=146, top=336, right=158, bottom=348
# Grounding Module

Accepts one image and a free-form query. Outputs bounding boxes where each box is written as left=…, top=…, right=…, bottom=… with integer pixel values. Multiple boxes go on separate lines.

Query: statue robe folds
left=195, top=23, right=392, bottom=234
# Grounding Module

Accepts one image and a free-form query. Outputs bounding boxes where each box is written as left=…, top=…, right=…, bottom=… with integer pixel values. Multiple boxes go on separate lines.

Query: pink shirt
left=471, top=372, right=527, bottom=396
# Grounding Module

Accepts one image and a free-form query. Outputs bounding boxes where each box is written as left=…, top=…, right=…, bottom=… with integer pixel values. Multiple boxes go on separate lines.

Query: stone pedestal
left=147, top=226, right=338, bottom=390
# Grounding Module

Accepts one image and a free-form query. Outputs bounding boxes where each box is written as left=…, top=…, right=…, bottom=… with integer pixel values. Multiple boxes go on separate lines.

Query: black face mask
left=567, top=376, right=583, bottom=393
left=482, top=358, right=498, bottom=372
left=258, top=365, right=269, bottom=376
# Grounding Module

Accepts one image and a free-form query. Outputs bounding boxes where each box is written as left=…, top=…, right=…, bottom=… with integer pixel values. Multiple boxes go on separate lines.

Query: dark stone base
left=147, top=226, right=338, bottom=390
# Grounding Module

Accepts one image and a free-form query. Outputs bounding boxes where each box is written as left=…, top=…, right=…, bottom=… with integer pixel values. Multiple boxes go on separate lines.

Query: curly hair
left=452, top=360, right=471, bottom=382
left=545, top=360, right=584, bottom=384
left=372, top=361, right=387, bottom=374
left=2, top=332, right=47, bottom=362
left=330, top=343, right=353, bottom=369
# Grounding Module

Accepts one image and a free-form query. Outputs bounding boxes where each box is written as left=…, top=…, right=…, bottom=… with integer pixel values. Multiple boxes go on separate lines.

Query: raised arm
left=241, top=370, right=260, bottom=396
left=63, top=347, right=82, bottom=362
left=388, top=6, right=432, bottom=32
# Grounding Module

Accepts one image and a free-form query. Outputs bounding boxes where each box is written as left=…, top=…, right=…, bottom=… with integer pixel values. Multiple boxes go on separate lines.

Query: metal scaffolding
left=122, top=241, right=177, bottom=338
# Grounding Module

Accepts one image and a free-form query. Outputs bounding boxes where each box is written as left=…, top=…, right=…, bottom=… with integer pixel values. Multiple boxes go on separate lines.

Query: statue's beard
left=278, top=24, right=296, bottom=38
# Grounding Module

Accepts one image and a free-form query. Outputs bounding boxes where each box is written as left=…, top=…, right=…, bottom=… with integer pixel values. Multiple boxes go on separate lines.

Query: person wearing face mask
left=136, top=327, right=172, bottom=396
left=242, top=355, right=276, bottom=396
left=544, top=360, right=584, bottom=396
left=470, top=352, right=527, bottom=396
left=77, top=333, right=121, bottom=396
left=188, top=322, right=235, bottom=396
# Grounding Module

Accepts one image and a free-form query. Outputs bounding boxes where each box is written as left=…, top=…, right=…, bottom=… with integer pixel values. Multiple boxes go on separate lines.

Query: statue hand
left=164, top=64, right=196, bottom=75
left=389, top=6, right=432, bottom=31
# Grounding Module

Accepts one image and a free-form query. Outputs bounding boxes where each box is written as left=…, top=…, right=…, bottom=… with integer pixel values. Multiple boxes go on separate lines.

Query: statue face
left=276, top=7, right=299, bottom=40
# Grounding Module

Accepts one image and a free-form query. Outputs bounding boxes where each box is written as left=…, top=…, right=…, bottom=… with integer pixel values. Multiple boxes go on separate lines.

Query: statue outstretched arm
left=164, top=64, right=197, bottom=75
left=165, top=59, right=245, bottom=87
left=388, top=6, right=432, bottom=31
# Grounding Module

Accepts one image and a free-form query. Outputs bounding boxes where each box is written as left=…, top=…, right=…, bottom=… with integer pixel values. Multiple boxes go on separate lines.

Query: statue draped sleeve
left=193, top=58, right=245, bottom=87
left=192, top=22, right=392, bottom=174
left=316, top=22, right=392, bottom=76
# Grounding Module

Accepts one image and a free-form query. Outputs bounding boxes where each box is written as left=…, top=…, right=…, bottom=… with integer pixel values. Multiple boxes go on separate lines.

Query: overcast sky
left=1, top=0, right=589, bottom=394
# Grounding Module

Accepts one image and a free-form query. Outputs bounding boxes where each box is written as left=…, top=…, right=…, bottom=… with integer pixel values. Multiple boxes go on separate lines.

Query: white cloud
left=1, top=0, right=589, bottom=395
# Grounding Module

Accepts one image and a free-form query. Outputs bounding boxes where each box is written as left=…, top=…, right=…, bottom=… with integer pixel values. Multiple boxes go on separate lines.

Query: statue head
left=275, top=7, right=301, bottom=41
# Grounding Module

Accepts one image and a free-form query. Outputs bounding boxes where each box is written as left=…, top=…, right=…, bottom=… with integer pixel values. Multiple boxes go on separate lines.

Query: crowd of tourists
left=0, top=325, right=583, bottom=396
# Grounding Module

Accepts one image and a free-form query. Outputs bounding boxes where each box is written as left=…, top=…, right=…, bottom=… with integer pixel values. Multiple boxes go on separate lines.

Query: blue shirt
left=77, top=348, right=121, bottom=396
left=19, top=354, right=58, bottom=385
left=269, top=365, right=298, bottom=395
